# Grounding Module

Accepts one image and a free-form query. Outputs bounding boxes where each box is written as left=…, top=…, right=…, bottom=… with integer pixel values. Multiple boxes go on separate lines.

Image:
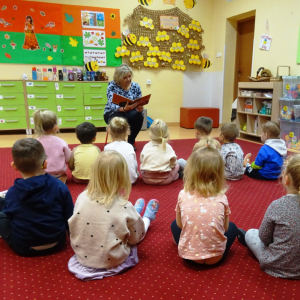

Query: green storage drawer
left=56, top=94, right=83, bottom=105
left=56, top=83, right=82, bottom=94
left=85, top=115, right=106, bottom=127
left=83, top=94, right=107, bottom=105
left=57, top=105, right=84, bottom=117
left=25, top=82, right=55, bottom=94
left=84, top=105, right=105, bottom=116
left=83, top=82, right=108, bottom=94
left=27, top=94, right=56, bottom=107
left=0, top=117, right=27, bottom=129
left=0, top=93, right=25, bottom=105
left=0, top=105, right=26, bottom=117
left=28, top=105, right=57, bottom=115
left=0, top=81, right=24, bottom=93
left=58, top=116, right=85, bottom=128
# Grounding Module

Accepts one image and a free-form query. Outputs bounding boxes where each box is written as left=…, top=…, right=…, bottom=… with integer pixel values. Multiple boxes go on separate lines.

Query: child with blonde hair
left=104, top=117, right=139, bottom=184
left=33, top=110, right=71, bottom=183
left=68, top=151, right=159, bottom=280
left=171, top=146, right=238, bottom=265
left=193, top=136, right=221, bottom=152
left=237, top=154, right=300, bottom=279
left=140, top=119, right=179, bottom=185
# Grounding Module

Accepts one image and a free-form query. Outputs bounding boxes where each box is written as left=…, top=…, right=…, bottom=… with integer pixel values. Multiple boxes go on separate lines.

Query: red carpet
left=1, top=139, right=299, bottom=300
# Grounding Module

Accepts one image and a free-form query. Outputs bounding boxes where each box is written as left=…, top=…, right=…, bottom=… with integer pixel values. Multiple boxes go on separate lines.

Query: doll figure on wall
left=22, top=16, right=40, bottom=50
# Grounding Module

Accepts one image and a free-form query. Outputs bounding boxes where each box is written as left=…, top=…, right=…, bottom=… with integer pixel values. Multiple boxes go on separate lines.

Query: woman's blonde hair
left=33, top=110, right=57, bottom=136
left=283, top=154, right=300, bottom=195
left=149, top=119, right=169, bottom=151
left=86, top=150, right=131, bottom=206
left=193, top=136, right=221, bottom=152
left=184, top=146, right=226, bottom=197
left=107, top=117, right=130, bottom=140
left=113, top=64, right=133, bottom=86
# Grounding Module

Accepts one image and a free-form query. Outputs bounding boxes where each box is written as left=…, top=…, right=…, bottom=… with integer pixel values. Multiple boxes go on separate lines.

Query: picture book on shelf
left=112, top=93, right=151, bottom=107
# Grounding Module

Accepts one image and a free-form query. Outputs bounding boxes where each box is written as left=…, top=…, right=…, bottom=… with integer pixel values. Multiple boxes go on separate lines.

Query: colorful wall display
left=121, top=5, right=207, bottom=71
left=0, top=0, right=121, bottom=66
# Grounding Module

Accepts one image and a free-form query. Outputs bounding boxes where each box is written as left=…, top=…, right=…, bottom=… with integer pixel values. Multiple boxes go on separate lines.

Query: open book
left=112, top=93, right=151, bottom=107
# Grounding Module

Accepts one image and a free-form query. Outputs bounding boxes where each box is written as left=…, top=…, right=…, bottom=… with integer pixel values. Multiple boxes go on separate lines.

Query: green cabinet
left=55, top=94, right=83, bottom=106
left=57, top=105, right=84, bottom=117
left=58, top=116, right=85, bottom=128
left=83, top=94, right=107, bottom=105
left=83, top=82, right=108, bottom=94
left=0, top=117, right=27, bottom=129
left=85, top=116, right=106, bottom=127
left=0, top=93, right=25, bottom=105
left=0, top=105, right=26, bottom=118
left=0, top=81, right=23, bottom=93
left=27, top=94, right=56, bottom=107
left=56, top=82, right=83, bottom=94
left=25, top=82, right=56, bottom=94
left=84, top=105, right=105, bottom=116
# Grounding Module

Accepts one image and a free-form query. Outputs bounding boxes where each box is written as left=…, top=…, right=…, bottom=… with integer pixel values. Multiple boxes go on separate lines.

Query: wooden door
left=234, top=17, right=255, bottom=100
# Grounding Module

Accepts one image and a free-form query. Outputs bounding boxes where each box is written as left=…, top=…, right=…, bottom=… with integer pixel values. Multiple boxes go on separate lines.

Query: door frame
left=222, top=10, right=256, bottom=124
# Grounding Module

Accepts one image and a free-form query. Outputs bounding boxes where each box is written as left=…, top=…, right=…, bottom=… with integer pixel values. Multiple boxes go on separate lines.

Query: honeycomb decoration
left=137, top=36, right=152, bottom=47
left=147, top=46, right=161, bottom=57
left=189, top=20, right=202, bottom=32
left=187, top=39, right=200, bottom=50
left=189, top=54, right=201, bottom=65
left=156, top=31, right=170, bottom=42
left=130, top=51, right=144, bottom=62
left=170, top=42, right=184, bottom=53
left=177, top=25, right=189, bottom=38
left=159, top=51, right=172, bottom=62
left=144, top=57, right=159, bottom=68
left=172, top=60, right=186, bottom=70
left=140, top=17, right=155, bottom=30
left=115, top=46, right=130, bottom=58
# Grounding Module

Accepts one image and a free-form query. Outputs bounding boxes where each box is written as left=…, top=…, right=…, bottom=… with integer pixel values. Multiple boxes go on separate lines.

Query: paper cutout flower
left=115, top=46, right=130, bottom=58
left=10, top=41, right=16, bottom=49
left=159, top=51, right=172, bottom=62
left=170, top=42, right=184, bottom=53
left=187, top=39, right=200, bottom=50
left=189, top=55, right=201, bottom=65
left=137, top=36, right=152, bottom=47
left=4, top=34, right=10, bottom=40
left=147, top=46, right=161, bottom=57
left=144, top=57, right=159, bottom=68
left=130, top=51, right=144, bottom=62
left=110, top=13, right=116, bottom=19
left=177, top=25, right=189, bottom=38
left=189, top=20, right=201, bottom=32
left=2, top=45, right=6, bottom=48
left=140, top=17, right=154, bottom=30
left=172, top=60, right=186, bottom=71
left=69, top=37, right=78, bottom=47
left=156, top=31, right=170, bottom=42
left=47, top=56, right=53, bottom=61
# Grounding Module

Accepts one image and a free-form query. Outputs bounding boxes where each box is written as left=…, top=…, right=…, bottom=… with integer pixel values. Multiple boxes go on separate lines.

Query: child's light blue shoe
left=143, top=199, right=160, bottom=221
left=134, top=198, right=145, bottom=215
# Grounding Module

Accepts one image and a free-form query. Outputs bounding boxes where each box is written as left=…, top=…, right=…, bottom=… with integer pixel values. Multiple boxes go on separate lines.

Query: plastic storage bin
left=282, top=76, right=299, bottom=99
left=279, top=98, right=295, bottom=120
left=294, top=105, right=300, bottom=122
left=280, top=120, right=300, bottom=150
left=240, top=90, right=254, bottom=97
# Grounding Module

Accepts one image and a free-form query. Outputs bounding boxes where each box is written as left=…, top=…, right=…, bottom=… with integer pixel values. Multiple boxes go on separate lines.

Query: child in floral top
left=171, top=140, right=238, bottom=265
left=237, top=154, right=300, bottom=279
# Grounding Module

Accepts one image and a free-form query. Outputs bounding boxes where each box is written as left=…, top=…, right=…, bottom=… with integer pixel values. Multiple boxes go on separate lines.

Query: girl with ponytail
left=140, top=119, right=179, bottom=185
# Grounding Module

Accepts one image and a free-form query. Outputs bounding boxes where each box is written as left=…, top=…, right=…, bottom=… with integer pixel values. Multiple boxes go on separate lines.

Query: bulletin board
left=0, top=0, right=122, bottom=66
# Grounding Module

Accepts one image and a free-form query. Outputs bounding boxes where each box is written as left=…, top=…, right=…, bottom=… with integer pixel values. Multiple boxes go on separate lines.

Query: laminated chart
left=0, top=0, right=121, bottom=66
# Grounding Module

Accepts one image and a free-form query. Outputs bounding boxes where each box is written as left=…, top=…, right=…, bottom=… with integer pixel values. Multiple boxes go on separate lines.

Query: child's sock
left=237, top=228, right=247, bottom=247
left=134, top=198, right=145, bottom=215
left=143, top=199, right=160, bottom=221
left=142, top=217, right=150, bottom=232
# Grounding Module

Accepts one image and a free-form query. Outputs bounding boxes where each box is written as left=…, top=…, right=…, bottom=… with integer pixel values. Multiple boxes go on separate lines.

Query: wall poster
left=0, top=0, right=121, bottom=66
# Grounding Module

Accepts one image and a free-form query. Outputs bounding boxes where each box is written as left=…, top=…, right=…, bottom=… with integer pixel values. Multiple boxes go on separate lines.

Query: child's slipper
left=134, top=198, right=145, bottom=215
left=143, top=199, right=160, bottom=221
left=237, top=228, right=247, bottom=247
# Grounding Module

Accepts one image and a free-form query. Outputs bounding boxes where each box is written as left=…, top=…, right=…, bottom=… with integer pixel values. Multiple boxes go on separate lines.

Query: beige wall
left=0, top=0, right=214, bottom=123
left=211, top=0, right=300, bottom=122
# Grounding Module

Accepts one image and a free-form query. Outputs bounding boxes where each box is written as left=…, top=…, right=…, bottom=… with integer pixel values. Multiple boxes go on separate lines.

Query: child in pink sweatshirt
left=33, top=110, right=71, bottom=183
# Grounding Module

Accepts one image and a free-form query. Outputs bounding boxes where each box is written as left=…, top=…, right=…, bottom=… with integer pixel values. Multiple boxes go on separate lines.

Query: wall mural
left=0, top=0, right=121, bottom=66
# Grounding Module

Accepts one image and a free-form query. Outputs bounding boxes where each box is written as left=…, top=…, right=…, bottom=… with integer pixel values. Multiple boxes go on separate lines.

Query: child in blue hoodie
left=243, top=121, right=287, bottom=181
left=0, top=138, right=74, bottom=256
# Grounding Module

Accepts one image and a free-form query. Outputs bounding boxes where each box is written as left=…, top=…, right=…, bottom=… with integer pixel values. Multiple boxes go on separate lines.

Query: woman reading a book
left=104, top=64, right=144, bottom=150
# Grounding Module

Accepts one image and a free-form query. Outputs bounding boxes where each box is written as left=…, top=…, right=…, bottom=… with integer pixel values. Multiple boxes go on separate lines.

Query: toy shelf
left=236, top=82, right=282, bottom=138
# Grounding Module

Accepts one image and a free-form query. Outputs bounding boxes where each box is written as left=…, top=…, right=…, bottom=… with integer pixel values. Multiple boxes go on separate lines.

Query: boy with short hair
left=219, top=123, right=244, bottom=180
left=244, top=121, right=287, bottom=180
left=178, top=116, right=213, bottom=173
left=69, top=122, right=101, bottom=183
left=0, top=138, right=74, bottom=256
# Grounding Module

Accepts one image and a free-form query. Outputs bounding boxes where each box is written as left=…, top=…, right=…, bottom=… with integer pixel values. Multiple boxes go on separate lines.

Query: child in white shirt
left=140, top=119, right=179, bottom=185
left=104, top=117, right=139, bottom=184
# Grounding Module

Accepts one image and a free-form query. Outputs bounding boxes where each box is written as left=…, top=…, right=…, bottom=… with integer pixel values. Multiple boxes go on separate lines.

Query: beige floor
left=0, top=125, right=223, bottom=147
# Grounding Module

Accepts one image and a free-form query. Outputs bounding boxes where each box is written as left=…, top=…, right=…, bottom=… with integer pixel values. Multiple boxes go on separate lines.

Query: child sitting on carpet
left=243, top=121, right=287, bottom=181
left=68, top=150, right=159, bottom=281
left=171, top=142, right=238, bottom=265
left=33, top=110, right=71, bottom=183
left=178, top=116, right=213, bottom=172
left=219, top=123, right=244, bottom=180
left=237, top=154, right=300, bottom=279
left=69, top=122, right=101, bottom=184
left=0, top=138, right=74, bottom=257
left=104, top=117, right=139, bottom=184
left=140, top=119, right=179, bottom=185
left=193, top=136, right=221, bottom=152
